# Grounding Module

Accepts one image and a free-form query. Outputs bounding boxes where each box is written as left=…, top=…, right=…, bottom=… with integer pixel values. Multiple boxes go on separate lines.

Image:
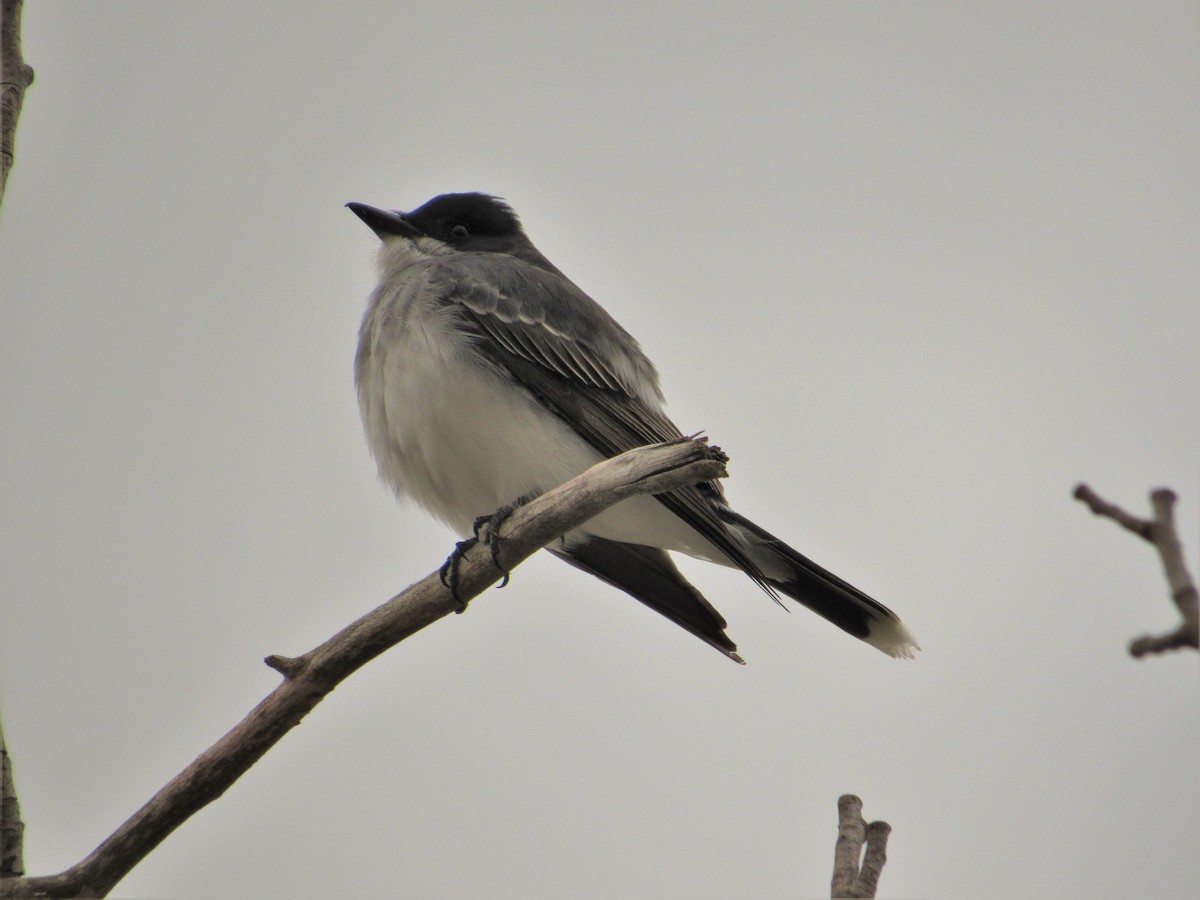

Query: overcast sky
left=2, top=3, right=1198, bottom=898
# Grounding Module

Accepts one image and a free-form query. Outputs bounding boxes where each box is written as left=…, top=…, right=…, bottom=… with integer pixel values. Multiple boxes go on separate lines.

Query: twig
left=0, top=439, right=727, bottom=898
left=1, top=0, right=35, bottom=206
left=1073, top=484, right=1199, bottom=657
left=831, top=794, right=891, bottom=899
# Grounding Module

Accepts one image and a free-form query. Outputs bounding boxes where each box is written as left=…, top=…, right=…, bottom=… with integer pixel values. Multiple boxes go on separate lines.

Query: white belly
left=356, top=283, right=725, bottom=561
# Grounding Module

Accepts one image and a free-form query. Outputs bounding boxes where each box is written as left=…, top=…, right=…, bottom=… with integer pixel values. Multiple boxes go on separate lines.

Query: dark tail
left=549, top=537, right=745, bottom=664
left=716, top=508, right=919, bottom=658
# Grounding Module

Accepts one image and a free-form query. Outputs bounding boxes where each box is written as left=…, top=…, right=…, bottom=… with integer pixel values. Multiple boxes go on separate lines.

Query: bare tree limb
left=1, top=0, right=35, bottom=206
left=0, top=439, right=728, bottom=899
left=1074, top=484, right=1199, bottom=657
left=0, top=721, right=22, bottom=880
left=0, top=0, right=32, bottom=883
left=831, top=794, right=891, bottom=899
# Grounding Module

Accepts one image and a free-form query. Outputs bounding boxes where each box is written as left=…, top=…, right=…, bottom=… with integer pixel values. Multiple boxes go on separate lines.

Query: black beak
left=346, top=202, right=422, bottom=238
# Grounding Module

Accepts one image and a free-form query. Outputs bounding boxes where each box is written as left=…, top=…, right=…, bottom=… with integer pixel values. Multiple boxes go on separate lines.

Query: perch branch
left=831, top=794, right=891, bottom=899
left=1073, top=484, right=1198, bottom=656
left=1, top=0, right=35, bottom=205
left=0, top=439, right=727, bottom=899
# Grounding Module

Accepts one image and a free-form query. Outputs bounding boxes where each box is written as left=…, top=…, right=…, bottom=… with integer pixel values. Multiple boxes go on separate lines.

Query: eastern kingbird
left=349, top=193, right=918, bottom=663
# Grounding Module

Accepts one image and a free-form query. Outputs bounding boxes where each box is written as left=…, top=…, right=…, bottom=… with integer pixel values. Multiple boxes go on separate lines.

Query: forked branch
left=831, top=794, right=891, bottom=898
left=1074, top=484, right=1199, bottom=657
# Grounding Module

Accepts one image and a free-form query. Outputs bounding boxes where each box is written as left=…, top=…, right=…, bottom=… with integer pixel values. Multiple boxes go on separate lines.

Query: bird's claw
left=474, top=505, right=515, bottom=586
left=440, top=537, right=479, bottom=612
left=440, top=505, right=517, bottom=612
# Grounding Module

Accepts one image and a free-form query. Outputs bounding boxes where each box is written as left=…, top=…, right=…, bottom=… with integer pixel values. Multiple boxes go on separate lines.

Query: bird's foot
left=439, top=536, right=480, bottom=612
left=440, top=502, right=522, bottom=612
left=473, top=503, right=517, bottom=588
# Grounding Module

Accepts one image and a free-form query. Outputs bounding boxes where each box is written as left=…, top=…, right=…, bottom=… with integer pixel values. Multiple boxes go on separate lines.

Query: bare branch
left=1, top=0, right=35, bottom=206
left=858, top=821, right=891, bottom=897
left=0, top=0, right=33, bottom=883
left=831, top=794, right=892, bottom=899
left=0, top=721, right=23, bottom=880
left=0, top=439, right=726, bottom=898
left=1073, top=484, right=1199, bottom=656
left=1073, top=484, right=1153, bottom=539
left=831, top=795, right=866, bottom=898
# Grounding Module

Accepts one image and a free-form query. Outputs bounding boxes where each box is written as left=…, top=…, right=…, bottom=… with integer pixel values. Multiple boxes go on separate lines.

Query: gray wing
left=427, top=254, right=773, bottom=590
left=441, top=255, right=663, bottom=403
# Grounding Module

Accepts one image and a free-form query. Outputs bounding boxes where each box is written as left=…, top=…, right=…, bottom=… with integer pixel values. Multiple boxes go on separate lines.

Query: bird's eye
left=449, top=224, right=470, bottom=240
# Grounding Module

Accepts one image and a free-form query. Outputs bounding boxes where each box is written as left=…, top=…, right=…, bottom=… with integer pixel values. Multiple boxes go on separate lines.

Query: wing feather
left=425, top=255, right=775, bottom=593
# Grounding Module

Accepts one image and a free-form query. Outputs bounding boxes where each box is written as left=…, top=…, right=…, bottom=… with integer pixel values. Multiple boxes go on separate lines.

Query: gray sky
left=2, top=2, right=1198, bottom=897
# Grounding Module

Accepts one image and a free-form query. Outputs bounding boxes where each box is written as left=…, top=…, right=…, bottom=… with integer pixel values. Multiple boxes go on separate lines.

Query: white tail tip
left=867, top=618, right=921, bottom=659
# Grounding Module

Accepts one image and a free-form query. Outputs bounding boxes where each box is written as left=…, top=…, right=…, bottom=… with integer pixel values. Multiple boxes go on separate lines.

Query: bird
left=348, top=192, right=918, bottom=663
